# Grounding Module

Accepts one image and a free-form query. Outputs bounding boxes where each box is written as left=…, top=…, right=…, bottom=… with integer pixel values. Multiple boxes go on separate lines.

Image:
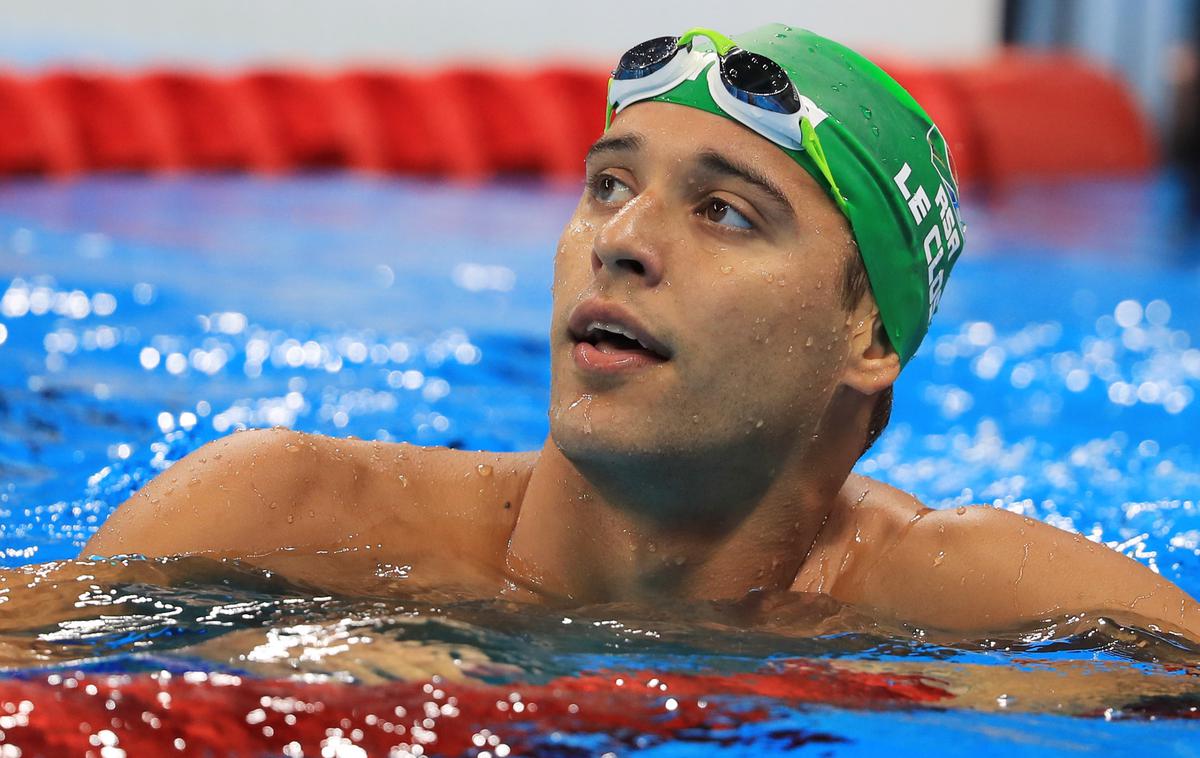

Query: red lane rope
left=0, top=54, right=1154, bottom=185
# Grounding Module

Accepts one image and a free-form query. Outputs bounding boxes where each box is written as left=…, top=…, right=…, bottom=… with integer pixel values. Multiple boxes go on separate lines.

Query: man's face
left=549, top=102, right=860, bottom=468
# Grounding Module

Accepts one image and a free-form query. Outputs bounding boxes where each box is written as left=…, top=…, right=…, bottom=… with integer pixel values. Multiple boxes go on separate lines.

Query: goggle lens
left=614, top=36, right=681, bottom=80
left=611, top=33, right=803, bottom=117
left=720, top=50, right=801, bottom=114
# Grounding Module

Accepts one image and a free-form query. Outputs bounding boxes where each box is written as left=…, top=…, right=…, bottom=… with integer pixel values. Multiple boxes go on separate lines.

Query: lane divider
left=0, top=54, right=1154, bottom=185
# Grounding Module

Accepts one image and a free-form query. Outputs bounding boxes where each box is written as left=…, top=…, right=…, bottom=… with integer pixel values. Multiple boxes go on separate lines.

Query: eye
left=702, top=198, right=754, bottom=230
left=589, top=173, right=634, bottom=204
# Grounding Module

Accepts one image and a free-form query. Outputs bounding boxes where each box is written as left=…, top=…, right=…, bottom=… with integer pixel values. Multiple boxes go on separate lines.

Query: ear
left=841, top=303, right=901, bottom=396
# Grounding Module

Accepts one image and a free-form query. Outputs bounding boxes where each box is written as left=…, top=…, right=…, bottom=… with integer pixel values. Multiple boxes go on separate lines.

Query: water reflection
left=3, top=176, right=1200, bottom=751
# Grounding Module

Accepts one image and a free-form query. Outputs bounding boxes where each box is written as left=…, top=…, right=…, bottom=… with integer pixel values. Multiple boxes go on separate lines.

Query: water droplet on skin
left=804, top=337, right=814, bottom=347
left=567, top=394, right=594, bottom=435
left=720, top=265, right=733, bottom=274
left=398, top=474, right=408, bottom=488
left=476, top=464, right=494, bottom=477
left=284, top=443, right=299, bottom=453
left=956, top=506, right=967, bottom=515
left=287, top=514, right=295, bottom=524
left=755, top=419, right=764, bottom=428
left=933, top=551, right=945, bottom=567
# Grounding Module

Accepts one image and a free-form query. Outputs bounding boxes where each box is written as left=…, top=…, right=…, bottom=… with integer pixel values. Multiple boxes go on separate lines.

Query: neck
left=503, top=417, right=862, bottom=604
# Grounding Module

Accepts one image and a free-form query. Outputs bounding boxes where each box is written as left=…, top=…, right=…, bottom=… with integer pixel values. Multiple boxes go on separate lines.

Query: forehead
left=601, top=101, right=829, bottom=204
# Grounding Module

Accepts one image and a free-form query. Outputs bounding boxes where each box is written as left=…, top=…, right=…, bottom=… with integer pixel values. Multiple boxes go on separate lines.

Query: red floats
left=0, top=54, right=1157, bottom=186
left=0, top=74, right=57, bottom=174
left=136, top=71, right=261, bottom=171
left=946, top=52, right=1156, bottom=184
left=332, top=67, right=608, bottom=179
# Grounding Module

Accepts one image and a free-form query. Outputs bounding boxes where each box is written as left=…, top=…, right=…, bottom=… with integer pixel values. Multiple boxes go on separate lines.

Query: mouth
left=567, top=301, right=671, bottom=374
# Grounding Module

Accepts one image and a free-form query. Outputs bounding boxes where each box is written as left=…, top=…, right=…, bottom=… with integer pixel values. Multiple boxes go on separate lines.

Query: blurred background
left=0, top=0, right=1197, bottom=185
left=0, top=1, right=1001, bottom=66
left=0, top=0, right=1197, bottom=191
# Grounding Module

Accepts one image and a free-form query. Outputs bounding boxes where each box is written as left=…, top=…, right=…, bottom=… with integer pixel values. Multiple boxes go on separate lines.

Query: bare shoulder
left=84, top=427, right=538, bottom=562
left=794, top=473, right=1200, bottom=638
left=317, top=432, right=538, bottom=532
left=791, top=473, right=928, bottom=594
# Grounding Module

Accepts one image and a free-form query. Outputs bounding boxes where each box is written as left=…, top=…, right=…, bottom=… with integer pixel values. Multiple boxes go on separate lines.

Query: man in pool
left=84, top=25, right=1200, bottom=640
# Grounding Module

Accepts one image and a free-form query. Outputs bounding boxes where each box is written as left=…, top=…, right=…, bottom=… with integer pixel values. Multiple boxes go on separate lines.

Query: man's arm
left=842, top=504, right=1200, bottom=641
left=84, top=427, right=533, bottom=572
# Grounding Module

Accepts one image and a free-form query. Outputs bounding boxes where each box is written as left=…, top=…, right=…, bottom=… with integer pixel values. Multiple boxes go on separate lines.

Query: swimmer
left=84, top=25, right=1200, bottom=640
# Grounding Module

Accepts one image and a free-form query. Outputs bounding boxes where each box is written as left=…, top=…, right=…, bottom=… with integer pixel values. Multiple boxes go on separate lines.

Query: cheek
left=690, top=264, right=849, bottom=399
left=551, top=218, right=598, bottom=305
left=712, top=262, right=846, bottom=345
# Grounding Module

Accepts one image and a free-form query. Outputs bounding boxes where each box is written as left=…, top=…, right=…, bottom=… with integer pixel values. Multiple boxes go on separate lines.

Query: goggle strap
left=604, top=80, right=615, bottom=130
left=677, top=27, right=737, bottom=56
left=800, top=117, right=848, bottom=213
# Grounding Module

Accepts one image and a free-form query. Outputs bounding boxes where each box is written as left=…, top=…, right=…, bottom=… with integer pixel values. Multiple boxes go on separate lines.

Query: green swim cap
left=612, top=24, right=965, bottom=366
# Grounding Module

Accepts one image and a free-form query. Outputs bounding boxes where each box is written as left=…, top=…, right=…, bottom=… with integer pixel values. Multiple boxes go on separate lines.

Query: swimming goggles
left=605, top=27, right=844, bottom=204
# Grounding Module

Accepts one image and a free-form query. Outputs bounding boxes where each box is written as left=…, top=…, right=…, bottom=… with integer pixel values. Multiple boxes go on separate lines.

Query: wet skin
left=83, top=102, right=1200, bottom=641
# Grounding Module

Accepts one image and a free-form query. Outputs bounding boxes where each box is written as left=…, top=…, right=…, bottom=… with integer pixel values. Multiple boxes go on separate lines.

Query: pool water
left=1, top=174, right=1200, bottom=755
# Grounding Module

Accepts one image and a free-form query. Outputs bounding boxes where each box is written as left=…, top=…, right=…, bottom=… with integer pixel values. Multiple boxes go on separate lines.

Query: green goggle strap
left=604, top=80, right=615, bottom=129
left=799, top=117, right=848, bottom=212
left=677, top=27, right=737, bottom=56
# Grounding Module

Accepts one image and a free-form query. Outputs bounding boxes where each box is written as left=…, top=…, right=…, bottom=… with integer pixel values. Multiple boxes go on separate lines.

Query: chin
left=549, top=399, right=716, bottom=474
left=549, top=393, right=617, bottom=459
left=550, top=396, right=647, bottom=462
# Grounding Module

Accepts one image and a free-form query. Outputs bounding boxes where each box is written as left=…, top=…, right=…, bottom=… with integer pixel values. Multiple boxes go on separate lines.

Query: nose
left=590, top=193, right=666, bottom=287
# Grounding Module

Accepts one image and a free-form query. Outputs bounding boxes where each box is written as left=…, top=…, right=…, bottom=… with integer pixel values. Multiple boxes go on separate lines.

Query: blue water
left=1, top=174, right=1200, bottom=753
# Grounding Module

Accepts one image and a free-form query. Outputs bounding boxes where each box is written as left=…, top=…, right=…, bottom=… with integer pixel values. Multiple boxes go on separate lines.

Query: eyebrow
left=695, top=150, right=795, bottom=220
left=586, top=132, right=645, bottom=163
